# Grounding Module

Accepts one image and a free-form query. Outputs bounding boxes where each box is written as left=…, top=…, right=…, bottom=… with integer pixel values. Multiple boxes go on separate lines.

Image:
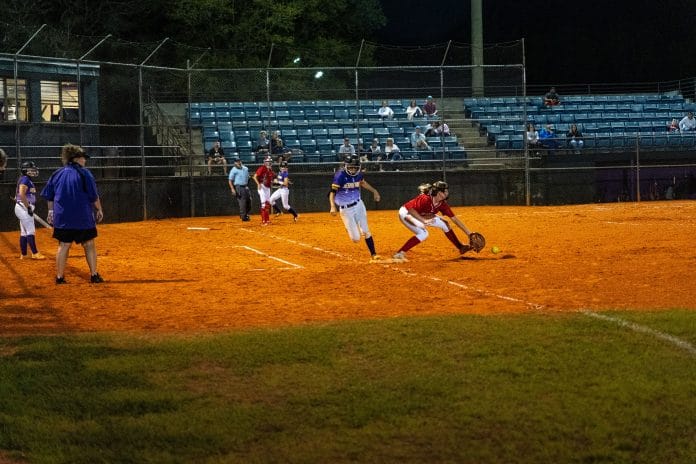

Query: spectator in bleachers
left=410, top=126, right=430, bottom=150
left=423, top=95, right=438, bottom=118
left=270, top=130, right=291, bottom=156
left=678, top=112, right=696, bottom=132
left=433, top=120, right=451, bottom=137
left=566, top=124, right=584, bottom=153
left=338, top=137, right=356, bottom=159
left=405, top=99, right=423, bottom=120
left=667, top=118, right=680, bottom=132
left=423, top=121, right=435, bottom=137
left=206, top=140, right=228, bottom=175
left=385, top=137, right=402, bottom=161
left=543, top=87, right=560, bottom=107
left=378, top=100, right=394, bottom=119
left=539, top=124, right=559, bottom=152
left=256, top=130, right=270, bottom=154
left=526, top=123, right=542, bottom=153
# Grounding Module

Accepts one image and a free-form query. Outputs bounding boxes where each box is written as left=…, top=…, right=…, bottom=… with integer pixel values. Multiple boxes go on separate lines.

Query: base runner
left=329, top=155, right=382, bottom=261
left=269, top=161, right=299, bottom=222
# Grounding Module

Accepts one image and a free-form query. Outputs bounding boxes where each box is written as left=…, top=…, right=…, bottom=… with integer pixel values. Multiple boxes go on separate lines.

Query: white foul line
left=232, top=245, right=304, bottom=270
left=581, top=310, right=696, bottom=356
left=241, top=229, right=542, bottom=310
left=241, top=227, right=695, bottom=354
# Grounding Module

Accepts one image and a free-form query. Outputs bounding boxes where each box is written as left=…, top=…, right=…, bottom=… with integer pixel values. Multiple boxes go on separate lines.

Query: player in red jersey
left=392, top=181, right=475, bottom=262
left=253, top=156, right=275, bottom=225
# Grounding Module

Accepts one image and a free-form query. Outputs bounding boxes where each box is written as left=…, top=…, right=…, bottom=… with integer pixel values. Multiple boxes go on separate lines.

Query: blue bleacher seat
left=495, top=135, right=511, bottom=150
left=281, top=129, right=297, bottom=138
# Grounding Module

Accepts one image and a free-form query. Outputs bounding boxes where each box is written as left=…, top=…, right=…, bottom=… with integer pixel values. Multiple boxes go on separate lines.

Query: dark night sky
left=376, top=0, right=696, bottom=86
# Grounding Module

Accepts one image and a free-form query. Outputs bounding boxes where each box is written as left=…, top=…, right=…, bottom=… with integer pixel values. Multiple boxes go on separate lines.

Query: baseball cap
left=427, top=95, right=433, bottom=99
left=415, top=125, right=421, bottom=129
left=232, top=156, right=241, bottom=162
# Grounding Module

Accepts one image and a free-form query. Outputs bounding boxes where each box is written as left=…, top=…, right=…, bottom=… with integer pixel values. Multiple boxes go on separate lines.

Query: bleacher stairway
left=440, top=98, right=504, bottom=169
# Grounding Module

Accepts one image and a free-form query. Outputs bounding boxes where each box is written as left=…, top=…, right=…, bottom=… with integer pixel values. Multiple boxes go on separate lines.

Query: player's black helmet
left=21, top=161, right=38, bottom=177
left=344, top=155, right=361, bottom=175
left=279, top=161, right=288, bottom=169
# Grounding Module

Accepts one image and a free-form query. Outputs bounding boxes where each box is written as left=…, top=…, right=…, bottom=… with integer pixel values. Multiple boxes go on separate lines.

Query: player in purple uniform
left=14, top=161, right=46, bottom=260
left=329, top=155, right=382, bottom=261
left=269, top=161, right=299, bottom=222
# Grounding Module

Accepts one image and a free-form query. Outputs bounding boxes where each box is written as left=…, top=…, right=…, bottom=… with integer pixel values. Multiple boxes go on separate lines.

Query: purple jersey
left=16, top=175, right=37, bottom=205
left=331, top=169, right=363, bottom=206
left=276, top=170, right=289, bottom=188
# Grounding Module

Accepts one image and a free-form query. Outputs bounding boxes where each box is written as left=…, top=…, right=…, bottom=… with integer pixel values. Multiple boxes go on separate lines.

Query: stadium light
left=314, top=71, right=324, bottom=79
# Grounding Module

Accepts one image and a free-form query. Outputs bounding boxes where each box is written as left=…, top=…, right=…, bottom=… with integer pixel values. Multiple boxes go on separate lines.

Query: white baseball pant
left=339, top=200, right=371, bottom=242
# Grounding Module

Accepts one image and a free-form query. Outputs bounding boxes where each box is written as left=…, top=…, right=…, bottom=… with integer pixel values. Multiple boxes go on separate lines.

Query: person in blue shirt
left=228, top=157, right=251, bottom=221
left=329, top=155, right=382, bottom=262
left=14, top=161, right=46, bottom=260
left=41, top=144, right=104, bottom=284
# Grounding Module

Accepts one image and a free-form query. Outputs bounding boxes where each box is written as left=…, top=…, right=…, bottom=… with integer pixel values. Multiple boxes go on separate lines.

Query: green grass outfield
left=1, top=310, right=694, bottom=464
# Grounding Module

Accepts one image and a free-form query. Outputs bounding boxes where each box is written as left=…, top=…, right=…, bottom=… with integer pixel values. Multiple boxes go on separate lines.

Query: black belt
left=340, top=200, right=359, bottom=209
left=234, top=185, right=248, bottom=188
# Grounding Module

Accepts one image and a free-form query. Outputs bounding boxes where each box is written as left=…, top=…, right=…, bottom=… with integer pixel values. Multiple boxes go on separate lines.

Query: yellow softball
left=491, top=246, right=501, bottom=254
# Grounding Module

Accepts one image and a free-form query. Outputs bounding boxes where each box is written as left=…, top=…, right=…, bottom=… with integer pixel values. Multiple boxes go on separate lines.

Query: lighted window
left=1, top=78, right=28, bottom=121
left=40, top=80, right=79, bottom=122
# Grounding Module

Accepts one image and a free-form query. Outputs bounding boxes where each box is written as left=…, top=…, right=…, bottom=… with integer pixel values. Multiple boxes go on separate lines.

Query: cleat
left=31, top=252, right=46, bottom=260
left=459, top=245, right=472, bottom=255
left=293, top=215, right=299, bottom=222
left=55, top=277, right=67, bottom=284
left=90, top=273, right=104, bottom=283
left=392, top=251, right=408, bottom=262
left=369, top=254, right=383, bottom=262
left=20, top=254, right=27, bottom=260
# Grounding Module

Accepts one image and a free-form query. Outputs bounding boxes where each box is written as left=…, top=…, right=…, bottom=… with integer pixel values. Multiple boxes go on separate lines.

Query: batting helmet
left=21, top=161, right=39, bottom=177
left=279, top=161, right=288, bottom=168
left=344, top=155, right=361, bottom=175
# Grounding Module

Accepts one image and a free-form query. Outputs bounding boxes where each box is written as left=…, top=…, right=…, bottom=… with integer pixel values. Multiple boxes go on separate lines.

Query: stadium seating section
left=464, top=92, right=696, bottom=152
left=188, top=99, right=467, bottom=163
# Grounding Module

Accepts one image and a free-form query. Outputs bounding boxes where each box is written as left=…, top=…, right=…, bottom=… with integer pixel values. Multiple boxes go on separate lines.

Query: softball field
left=1, top=201, right=694, bottom=335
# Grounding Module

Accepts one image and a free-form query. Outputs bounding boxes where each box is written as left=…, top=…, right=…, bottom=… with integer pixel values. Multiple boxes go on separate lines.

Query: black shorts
left=53, top=228, right=98, bottom=244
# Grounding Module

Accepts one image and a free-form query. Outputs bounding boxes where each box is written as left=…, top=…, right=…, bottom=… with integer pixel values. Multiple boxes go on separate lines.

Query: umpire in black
left=228, top=157, right=251, bottom=221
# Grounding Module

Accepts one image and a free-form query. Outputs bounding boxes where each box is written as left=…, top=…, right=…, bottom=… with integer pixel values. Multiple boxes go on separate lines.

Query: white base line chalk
left=233, top=245, right=303, bottom=270
left=582, top=310, right=696, bottom=356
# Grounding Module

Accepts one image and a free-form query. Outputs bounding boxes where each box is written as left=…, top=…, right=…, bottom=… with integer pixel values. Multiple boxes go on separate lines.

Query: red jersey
left=403, top=193, right=454, bottom=219
left=255, top=165, right=275, bottom=187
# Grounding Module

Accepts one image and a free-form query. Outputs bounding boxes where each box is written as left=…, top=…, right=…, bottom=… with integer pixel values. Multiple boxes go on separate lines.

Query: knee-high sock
left=27, top=235, right=38, bottom=254
left=444, top=229, right=465, bottom=249
left=19, top=236, right=28, bottom=255
left=365, top=236, right=377, bottom=256
left=399, top=236, right=421, bottom=253
left=288, top=207, right=298, bottom=218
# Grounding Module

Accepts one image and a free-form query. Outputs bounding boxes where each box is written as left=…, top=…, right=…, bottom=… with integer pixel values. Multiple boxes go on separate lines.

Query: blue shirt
left=228, top=165, right=250, bottom=186
left=40, top=163, right=100, bottom=229
left=16, top=175, right=37, bottom=205
left=276, top=170, right=289, bottom=188
left=331, top=169, right=363, bottom=206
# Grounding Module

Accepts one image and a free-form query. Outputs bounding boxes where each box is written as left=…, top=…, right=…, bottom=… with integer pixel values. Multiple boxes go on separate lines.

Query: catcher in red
left=392, top=181, right=485, bottom=262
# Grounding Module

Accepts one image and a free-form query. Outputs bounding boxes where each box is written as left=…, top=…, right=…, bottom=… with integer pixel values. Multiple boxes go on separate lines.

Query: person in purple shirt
left=14, top=161, right=46, bottom=260
left=41, top=144, right=105, bottom=284
left=328, top=155, right=382, bottom=262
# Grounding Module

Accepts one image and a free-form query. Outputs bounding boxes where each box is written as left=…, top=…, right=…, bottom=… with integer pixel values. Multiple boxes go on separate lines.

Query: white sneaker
left=392, top=251, right=408, bottom=262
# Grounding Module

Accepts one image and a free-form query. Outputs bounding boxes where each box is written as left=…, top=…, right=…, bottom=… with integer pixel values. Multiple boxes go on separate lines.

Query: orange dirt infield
left=1, top=201, right=695, bottom=335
